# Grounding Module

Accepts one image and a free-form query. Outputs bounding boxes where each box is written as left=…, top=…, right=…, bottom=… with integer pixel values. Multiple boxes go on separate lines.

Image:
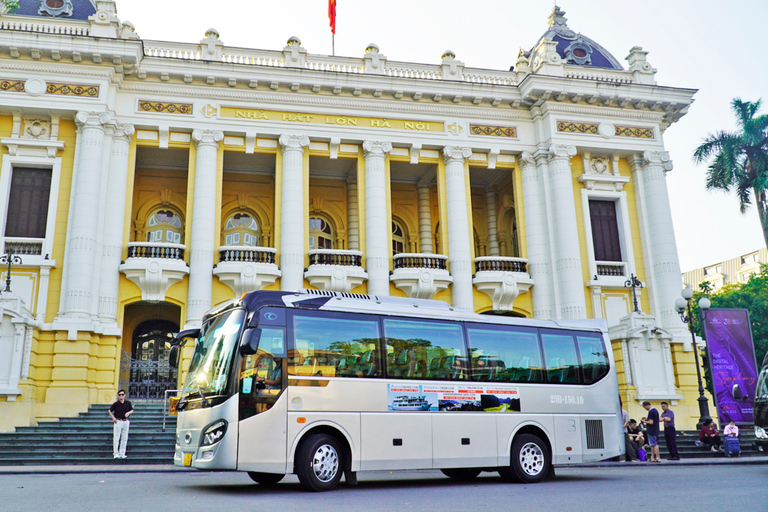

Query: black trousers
left=624, top=433, right=638, bottom=461
left=664, top=427, right=679, bottom=458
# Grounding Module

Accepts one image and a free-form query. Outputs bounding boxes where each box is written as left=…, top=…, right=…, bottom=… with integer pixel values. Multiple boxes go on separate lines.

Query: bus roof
left=227, top=289, right=607, bottom=334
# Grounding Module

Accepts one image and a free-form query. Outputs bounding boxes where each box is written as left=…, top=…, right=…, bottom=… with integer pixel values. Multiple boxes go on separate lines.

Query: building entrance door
left=120, top=319, right=178, bottom=400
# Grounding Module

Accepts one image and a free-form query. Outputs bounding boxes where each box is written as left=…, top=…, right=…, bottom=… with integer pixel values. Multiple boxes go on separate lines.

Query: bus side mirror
left=174, top=328, right=200, bottom=346
left=240, top=328, right=262, bottom=355
left=169, top=345, right=180, bottom=369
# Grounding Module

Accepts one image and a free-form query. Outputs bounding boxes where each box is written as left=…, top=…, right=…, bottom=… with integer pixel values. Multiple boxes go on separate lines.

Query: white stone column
left=60, top=112, right=110, bottom=318
left=98, top=124, right=134, bottom=323
left=363, top=141, right=392, bottom=296
left=279, top=135, right=309, bottom=291
left=520, top=151, right=555, bottom=319
left=634, top=151, right=686, bottom=333
left=347, top=175, right=359, bottom=251
left=417, top=180, right=433, bottom=254
left=186, top=129, right=223, bottom=326
left=485, top=188, right=500, bottom=257
left=547, top=144, right=587, bottom=319
left=443, top=146, right=474, bottom=311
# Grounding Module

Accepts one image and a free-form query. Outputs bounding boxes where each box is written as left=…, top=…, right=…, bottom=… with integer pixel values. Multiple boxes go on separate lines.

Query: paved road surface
left=4, top=464, right=767, bottom=512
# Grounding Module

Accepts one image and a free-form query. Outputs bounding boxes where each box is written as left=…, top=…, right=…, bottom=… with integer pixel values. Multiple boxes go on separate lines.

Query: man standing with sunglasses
left=109, top=390, right=133, bottom=459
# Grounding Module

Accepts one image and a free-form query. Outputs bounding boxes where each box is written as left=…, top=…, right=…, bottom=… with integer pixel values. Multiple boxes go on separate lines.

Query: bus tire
left=499, top=434, right=550, bottom=483
left=296, top=434, right=343, bottom=492
left=247, top=472, right=284, bottom=486
left=440, top=468, right=482, bottom=480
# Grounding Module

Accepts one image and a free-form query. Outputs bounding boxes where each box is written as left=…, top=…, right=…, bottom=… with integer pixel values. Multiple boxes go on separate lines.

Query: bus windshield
left=179, top=308, right=245, bottom=407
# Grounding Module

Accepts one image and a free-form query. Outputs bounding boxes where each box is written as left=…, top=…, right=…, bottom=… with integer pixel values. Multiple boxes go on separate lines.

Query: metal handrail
left=162, top=388, right=181, bottom=432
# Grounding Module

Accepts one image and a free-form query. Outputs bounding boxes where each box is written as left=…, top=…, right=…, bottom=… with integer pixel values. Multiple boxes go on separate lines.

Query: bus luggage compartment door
left=360, top=413, right=432, bottom=470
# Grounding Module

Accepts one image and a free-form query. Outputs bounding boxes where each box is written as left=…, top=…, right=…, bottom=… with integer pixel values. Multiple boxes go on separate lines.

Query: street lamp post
left=0, top=248, right=22, bottom=293
left=674, top=288, right=711, bottom=429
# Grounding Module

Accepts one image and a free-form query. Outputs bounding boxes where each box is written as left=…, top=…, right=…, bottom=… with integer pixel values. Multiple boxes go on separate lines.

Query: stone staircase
left=656, top=428, right=760, bottom=459
left=0, top=402, right=176, bottom=465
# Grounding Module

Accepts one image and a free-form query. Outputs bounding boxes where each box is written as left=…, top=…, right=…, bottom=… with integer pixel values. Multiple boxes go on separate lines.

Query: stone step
left=0, top=402, right=178, bottom=466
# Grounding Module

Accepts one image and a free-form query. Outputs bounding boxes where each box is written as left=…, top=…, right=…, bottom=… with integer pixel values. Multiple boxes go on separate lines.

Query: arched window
left=223, top=212, right=260, bottom=247
left=147, top=209, right=183, bottom=244
left=309, top=217, right=334, bottom=249
left=392, top=220, right=406, bottom=255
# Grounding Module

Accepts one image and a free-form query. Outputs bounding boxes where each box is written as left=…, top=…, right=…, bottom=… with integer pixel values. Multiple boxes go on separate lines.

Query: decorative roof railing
left=0, top=19, right=90, bottom=36
left=564, top=66, right=634, bottom=84
left=141, top=40, right=519, bottom=85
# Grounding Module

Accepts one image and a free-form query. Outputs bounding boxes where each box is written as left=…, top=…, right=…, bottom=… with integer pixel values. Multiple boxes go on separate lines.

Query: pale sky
left=114, top=0, right=767, bottom=272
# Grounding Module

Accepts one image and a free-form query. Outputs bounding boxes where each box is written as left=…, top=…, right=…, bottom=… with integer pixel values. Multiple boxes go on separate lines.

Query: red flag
left=328, top=0, right=336, bottom=34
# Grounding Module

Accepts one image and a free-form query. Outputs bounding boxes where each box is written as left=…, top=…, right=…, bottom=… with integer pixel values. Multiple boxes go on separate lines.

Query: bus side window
left=382, top=318, right=467, bottom=381
left=465, top=324, right=541, bottom=383
left=541, top=331, right=582, bottom=384
left=290, top=312, right=382, bottom=378
left=576, top=335, right=610, bottom=384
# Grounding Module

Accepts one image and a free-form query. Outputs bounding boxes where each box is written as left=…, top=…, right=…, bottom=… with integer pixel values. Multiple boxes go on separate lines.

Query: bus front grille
left=584, top=419, right=605, bottom=449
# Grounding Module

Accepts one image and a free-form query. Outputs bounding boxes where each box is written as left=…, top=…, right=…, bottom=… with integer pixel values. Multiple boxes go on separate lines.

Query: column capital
left=362, top=140, right=392, bottom=157
left=193, top=129, right=224, bottom=147
left=643, top=150, right=673, bottom=170
left=520, top=151, right=537, bottom=168
left=547, top=143, right=577, bottom=162
left=75, top=111, right=111, bottom=130
left=442, top=146, right=472, bottom=164
left=113, top=124, right=135, bottom=143
left=279, top=134, right=310, bottom=152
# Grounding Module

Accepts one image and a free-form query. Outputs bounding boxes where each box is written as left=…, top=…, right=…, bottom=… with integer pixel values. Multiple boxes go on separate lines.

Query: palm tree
left=693, top=98, right=768, bottom=247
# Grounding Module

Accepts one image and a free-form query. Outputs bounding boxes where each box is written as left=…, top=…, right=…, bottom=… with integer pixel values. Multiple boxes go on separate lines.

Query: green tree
left=2, top=1, right=19, bottom=12
left=693, top=98, right=768, bottom=247
left=693, top=266, right=768, bottom=366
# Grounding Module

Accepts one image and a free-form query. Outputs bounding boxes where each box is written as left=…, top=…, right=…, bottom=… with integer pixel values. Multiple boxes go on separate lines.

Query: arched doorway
left=120, top=312, right=179, bottom=400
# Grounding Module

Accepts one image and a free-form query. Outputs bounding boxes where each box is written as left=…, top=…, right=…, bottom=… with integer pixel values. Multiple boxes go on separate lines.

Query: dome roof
left=532, top=6, right=623, bottom=70
left=8, top=0, right=96, bottom=21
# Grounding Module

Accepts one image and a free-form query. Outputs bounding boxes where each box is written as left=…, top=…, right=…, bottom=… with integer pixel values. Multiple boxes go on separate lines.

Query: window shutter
left=5, top=168, right=52, bottom=238
left=589, top=200, right=621, bottom=261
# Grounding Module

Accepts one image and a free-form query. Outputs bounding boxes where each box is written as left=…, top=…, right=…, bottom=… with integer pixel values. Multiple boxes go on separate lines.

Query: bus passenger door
left=432, top=413, right=497, bottom=468
left=236, top=351, right=288, bottom=474
left=553, top=415, right=582, bottom=463
left=360, top=413, right=432, bottom=470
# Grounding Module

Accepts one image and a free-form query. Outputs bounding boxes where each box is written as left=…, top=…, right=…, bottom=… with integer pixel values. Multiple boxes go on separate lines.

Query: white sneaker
left=114, top=455, right=119, bottom=459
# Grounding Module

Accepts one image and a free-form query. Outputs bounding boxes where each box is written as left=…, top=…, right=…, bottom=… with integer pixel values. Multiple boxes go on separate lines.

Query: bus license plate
left=183, top=453, right=193, bottom=466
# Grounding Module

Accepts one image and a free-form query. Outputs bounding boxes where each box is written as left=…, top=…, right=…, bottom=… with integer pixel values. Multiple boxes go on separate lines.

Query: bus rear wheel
left=247, top=472, right=284, bottom=486
left=440, top=468, right=482, bottom=480
left=499, top=433, right=550, bottom=483
left=296, top=434, right=343, bottom=492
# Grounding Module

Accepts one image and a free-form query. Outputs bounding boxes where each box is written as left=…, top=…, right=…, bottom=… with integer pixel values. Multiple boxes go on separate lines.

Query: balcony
left=473, top=256, right=533, bottom=311
left=587, top=260, right=630, bottom=288
left=304, top=249, right=367, bottom=293
left=213, top=246, right=280, bottom=296
left=390, top=253, right=452, bottom=300
left=119, top=242, right=189, bottom=302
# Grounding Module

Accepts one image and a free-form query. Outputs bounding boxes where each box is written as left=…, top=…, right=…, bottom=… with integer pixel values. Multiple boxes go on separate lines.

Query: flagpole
left=332, top=34, right=335, bottom=56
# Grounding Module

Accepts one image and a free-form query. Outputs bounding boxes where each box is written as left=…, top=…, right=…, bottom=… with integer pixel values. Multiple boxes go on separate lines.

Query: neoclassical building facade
left=0, top=1, right=708, bottom=430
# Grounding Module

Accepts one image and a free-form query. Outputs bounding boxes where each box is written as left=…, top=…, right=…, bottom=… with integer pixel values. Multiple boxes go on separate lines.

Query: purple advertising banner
left=702, top=309, right=758, bottom=425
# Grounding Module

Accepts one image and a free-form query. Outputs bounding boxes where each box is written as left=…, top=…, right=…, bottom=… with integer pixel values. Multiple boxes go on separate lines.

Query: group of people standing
left=622, top=401, right=679, bottom=461
left=623, top=400, right=742, bottom=461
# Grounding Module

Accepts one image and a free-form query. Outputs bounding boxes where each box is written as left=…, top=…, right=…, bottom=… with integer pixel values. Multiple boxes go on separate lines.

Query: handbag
left=637, top=447, right=646, bottom=461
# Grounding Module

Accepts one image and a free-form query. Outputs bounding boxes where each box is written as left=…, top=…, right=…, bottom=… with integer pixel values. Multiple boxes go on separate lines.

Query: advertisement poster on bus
left=702, top=309, right=758, bottom=424
left=387, top=383, right=520, bottom=412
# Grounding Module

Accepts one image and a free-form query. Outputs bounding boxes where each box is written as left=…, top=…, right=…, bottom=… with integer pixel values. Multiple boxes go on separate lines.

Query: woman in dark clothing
left=699, top=418, right=723, bottom=451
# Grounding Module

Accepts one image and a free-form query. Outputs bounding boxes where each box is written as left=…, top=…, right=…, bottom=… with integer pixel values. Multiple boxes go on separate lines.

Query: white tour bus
left=171, top=290, right=623, bottom=491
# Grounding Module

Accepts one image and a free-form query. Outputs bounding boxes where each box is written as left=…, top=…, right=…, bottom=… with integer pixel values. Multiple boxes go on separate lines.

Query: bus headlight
left=755, top=426, right=768, bottom=439
left=201, top=420, right=227, bottom=446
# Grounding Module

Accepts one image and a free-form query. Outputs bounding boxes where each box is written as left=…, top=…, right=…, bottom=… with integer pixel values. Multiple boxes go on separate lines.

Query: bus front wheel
left=499, top=433, right=550, bottom=483
left=296, top=434, right=343, bottom=492
left=247, top=472, right=284, bottom=486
